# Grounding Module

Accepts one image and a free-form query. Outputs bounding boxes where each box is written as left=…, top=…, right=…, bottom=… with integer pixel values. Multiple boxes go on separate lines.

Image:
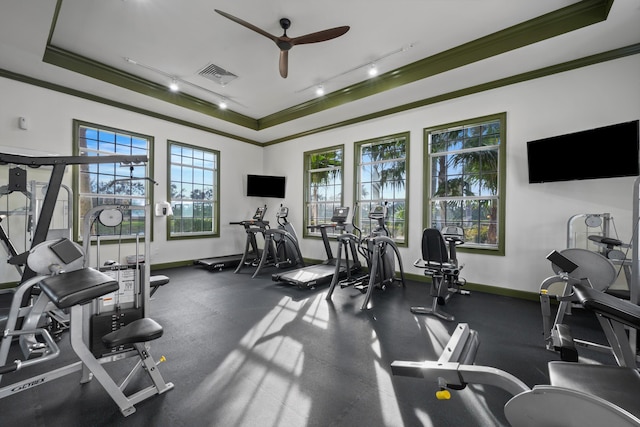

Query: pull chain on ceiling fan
left=215, top=9, right=350, bottom=78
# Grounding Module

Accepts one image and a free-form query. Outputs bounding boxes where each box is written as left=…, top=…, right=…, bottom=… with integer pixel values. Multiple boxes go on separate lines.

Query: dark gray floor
left=0, top=265, right=612, bottom=427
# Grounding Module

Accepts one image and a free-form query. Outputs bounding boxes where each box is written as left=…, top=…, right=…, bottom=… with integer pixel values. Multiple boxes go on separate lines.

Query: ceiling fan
left=215, top=9, right=350, bottom=79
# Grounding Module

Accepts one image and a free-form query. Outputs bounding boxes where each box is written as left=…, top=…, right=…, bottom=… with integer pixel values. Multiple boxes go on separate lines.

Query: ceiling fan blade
left=279, top=50, right=289, bottom=78
left=291, top=26, right=350, bottom=46
left=214, top=9, right=279, bottom=43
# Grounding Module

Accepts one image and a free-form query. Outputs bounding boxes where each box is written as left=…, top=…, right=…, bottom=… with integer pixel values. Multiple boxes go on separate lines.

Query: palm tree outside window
left=304, top=145, right=344, bottom=237
left=355, top=133, right=408, bottom=244
left=424, top=113, right=506, bottom=255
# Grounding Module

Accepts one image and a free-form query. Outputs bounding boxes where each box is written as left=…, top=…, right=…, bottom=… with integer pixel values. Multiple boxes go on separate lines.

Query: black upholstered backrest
left=421, top=228, right=449, bottom=264
left=573, top=283, right=640, bottom=329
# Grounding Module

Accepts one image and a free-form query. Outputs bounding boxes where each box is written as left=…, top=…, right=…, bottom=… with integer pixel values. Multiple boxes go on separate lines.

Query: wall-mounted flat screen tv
left=247, top=174, right=286, bottom=198
left=527, top=120, right=639, bottom=184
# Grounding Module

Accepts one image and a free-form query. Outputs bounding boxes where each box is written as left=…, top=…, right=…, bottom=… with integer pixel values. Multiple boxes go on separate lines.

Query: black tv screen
left=247, top=174, right=286, bottom=198
left=527, top=120, right=639, bottom=184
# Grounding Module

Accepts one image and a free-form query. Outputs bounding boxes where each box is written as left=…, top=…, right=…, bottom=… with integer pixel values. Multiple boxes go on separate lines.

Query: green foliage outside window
left=355, top=133, right=408, bottom=243
left=426, top=114, right=505, bottom=253
left=304, top=146, right=343, bottom=233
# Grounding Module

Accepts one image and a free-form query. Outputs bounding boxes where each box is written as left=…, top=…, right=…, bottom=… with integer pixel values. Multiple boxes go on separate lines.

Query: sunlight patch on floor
left=302, top=293, right=329, bottom=329
left=180, top=295, right=314, bottom=426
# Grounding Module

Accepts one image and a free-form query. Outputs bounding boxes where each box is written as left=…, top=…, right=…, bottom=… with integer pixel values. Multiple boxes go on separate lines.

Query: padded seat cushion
left=548, top=361, right=640, bottom=419
left=150, top=275, right=170, bottom=287
left=39, top=268, right=119, bottom=309
left=589, top=235, right=623, bottom=247
left=102, top=317, right=163, bottom=347
left=573, top=283, right=640, bottom=329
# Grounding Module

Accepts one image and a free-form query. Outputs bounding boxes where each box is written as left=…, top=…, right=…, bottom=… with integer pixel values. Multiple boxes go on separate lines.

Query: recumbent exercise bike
left=411, top=226, right=469, bottom=321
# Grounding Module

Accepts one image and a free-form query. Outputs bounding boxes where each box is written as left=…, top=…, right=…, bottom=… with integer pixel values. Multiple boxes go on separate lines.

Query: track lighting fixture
left=124, top=57, right=237, bottom=109
left=296, top=43, right=414, bottom=96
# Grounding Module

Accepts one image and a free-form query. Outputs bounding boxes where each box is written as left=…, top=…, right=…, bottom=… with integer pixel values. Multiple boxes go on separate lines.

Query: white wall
left=0, top=77, right=263, bottom=282
left=263, top=55, right=640, bottom=294
left=1, top=55, right=638, bottom=293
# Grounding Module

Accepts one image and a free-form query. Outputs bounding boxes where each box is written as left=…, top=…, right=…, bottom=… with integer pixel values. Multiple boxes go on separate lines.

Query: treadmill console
left=330, top=207, right=350, bottom=224
left=369, top=204, right=387, bottom=220
left=442, top=226, right=464, bottom=243
left=253, top=206, right=267, bottom=221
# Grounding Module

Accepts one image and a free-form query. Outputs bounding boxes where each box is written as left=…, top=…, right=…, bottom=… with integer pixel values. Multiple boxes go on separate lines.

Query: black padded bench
left=573, top=283, right=640, bottom=330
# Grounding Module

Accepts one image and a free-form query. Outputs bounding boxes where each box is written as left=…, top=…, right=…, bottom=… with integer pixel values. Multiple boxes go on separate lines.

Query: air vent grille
left=198, top=63, right=237, bottom=86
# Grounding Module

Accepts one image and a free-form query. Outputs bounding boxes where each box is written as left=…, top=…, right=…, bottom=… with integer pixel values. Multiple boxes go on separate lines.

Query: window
left=75, top=120, right=152, bottom=240
left=304, top=146, right=343, bottom=236
left=424, top=113, right=506, bottom=254
left=355, top=133, right=408, bottom=244
left=168, top=141, right=219, bottom=238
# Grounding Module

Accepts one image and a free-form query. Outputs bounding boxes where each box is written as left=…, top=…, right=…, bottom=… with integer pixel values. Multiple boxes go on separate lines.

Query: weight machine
left=0, top=176, right=72, bottom=270
left=391, top=318, right=640, bottom=426
left=567, top=213, right=631, bottom=289
left=541, top=209, right=638, bottom=361
left=0, top=152, right=147, bottom=282
left=540, top=248, right=640, bottom=366
left=0, top=152, right=173, bottom=416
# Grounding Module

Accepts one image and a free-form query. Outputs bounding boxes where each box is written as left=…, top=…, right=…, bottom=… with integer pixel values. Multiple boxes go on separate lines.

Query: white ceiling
left=1, top=0, right=639, bottom=144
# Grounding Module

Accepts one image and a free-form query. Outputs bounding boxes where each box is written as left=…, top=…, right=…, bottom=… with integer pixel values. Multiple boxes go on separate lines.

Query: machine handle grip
left=0, top=361, right=20, bottom=374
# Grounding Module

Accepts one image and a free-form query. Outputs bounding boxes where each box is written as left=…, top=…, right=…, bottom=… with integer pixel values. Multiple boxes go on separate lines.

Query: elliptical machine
left=251, top=205, right=304, bottom=278
left=411, top=226, right=468, bottom=321
left=326, top=202, right=405, bottom=310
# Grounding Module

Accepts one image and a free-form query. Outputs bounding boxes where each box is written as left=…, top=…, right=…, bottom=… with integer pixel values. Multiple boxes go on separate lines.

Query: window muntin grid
left=76, top=122, right=151, bottom=240
left=428, top=119, right=501, bottom=248
left=169, top=142, right=218, bottom=237
left=356, top=135, right=407, bottom=242
left=305, top=146, right=343, bottom=235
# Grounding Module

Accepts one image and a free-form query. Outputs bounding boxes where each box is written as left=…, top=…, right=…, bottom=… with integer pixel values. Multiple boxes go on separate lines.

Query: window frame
left=166, top=140, right=220, bottom=240
left=303, top=144, right=345, bottom=239
left=72, top=119, right=154, bottom=244
left=354, top=132, right=409, bottom=246
left=423, top=112, right=506, bottom=256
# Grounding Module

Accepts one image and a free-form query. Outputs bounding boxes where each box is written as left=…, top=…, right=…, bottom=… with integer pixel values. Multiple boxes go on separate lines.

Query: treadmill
left=195, top=206, right=267, bottom=272
left=272, top=206, right=361, bottom=289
